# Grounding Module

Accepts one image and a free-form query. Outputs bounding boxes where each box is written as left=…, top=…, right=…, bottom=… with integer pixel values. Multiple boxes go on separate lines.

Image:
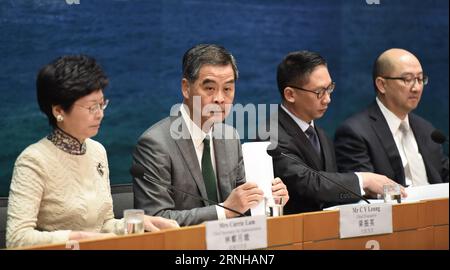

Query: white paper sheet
left=242, top=142, right=274, bottom=216
left=324, top=183, right=449, bottom=211
left=403, top=182, right=449, bottom=202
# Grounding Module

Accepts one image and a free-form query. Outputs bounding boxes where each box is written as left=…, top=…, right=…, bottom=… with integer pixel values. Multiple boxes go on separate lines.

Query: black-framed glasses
left=382, top=75, right=428, bottom=87
left=287, top=82, right=335, bottom=99
left=74, top=99, right=109, bottom=114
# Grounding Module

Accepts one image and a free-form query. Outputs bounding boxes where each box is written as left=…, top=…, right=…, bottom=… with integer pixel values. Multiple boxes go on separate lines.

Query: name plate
left=339, top=203, right=393, bottom=239
left=205, top=215, right=267, bottom=250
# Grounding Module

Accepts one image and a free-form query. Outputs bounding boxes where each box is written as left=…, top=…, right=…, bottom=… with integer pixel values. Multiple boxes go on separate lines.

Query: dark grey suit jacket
left=132, top=113, right=246, bottom=226
left=334, top=102, right=449, bottom=186
left=270, top=106, right=361, bottom=214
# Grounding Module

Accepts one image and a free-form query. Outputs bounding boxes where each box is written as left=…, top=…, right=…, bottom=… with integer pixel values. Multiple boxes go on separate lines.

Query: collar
left=47, top=127, right=86, bottom=155
left=180, top=104, right=212, bottom=148
left=280, top=104, right=315, bottom=133
left=376, top=97, right=410, bottom=135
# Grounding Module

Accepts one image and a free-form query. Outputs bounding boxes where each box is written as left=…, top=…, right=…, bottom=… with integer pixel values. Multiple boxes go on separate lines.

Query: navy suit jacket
left=334, top=102, right=449, bottom=186
left=269, top=106, right=361, bottom=214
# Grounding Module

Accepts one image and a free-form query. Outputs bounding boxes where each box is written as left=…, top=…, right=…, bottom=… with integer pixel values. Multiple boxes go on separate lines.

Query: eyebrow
left=201, top=79, right=235, bottom=85
left=315, top=81, right=333, bottom=89
left=201, top=79, right=217, bottom=85
left=86, top=97, right=104, bottom=103
left=400, top=71, right=423, bottom=76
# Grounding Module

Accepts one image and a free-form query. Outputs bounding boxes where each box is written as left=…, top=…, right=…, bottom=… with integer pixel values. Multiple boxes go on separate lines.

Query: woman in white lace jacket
left=6, top=55, right=178, bottom=248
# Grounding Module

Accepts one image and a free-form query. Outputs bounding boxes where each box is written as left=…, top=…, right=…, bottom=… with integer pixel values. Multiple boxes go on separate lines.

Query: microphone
left=130, top=163, right=246, bottom=217
left=266, top=147, right=370, bottom=204
left=431, top=129, right=448, bottom=145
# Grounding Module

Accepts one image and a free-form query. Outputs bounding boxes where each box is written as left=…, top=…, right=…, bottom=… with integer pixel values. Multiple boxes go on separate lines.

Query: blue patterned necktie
left=305, top=125, right=321, bottom=156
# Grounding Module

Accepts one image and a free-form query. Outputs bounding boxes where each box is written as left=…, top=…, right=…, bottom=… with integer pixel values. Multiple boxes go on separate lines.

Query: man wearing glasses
left=335, top=48, right=449, bottom=187
left=268, top=50, right=402, bottom=214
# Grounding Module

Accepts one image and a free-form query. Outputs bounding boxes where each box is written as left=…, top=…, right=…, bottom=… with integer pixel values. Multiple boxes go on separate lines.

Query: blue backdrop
left=0, top=0, right=448, bottom=196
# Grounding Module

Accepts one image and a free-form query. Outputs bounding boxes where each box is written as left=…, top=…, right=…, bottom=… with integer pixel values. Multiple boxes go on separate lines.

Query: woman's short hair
left=36, top=55, right=109, bottom=127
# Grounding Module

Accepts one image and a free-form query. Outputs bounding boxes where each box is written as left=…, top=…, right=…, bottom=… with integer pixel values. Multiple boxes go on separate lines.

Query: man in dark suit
left=269, top=51, right=403, bottom=214
left=132, top=44, right=289, bottom=226
left=335, top=48, right=449, bottom=186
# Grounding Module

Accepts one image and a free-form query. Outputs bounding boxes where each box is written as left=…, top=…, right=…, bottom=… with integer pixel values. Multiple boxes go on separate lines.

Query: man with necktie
left=132, top=44, right=289, bottom=226
left=269, top=50, right=403, bottom=214
left=335, top=48, right=449, bottom=187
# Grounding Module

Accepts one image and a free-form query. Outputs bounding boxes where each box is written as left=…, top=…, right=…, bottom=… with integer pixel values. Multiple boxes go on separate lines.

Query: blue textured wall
left=0, top=0, right=448, bottom=196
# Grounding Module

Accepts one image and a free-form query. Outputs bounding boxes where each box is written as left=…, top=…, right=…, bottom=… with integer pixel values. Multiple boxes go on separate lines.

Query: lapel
left=409, top=114, right=435, bottom=182
left=278, top=106, right=323, bottom=170
left=369, top=102, right=406, bottom=185
left=170, top=114, right=209, bottom=203
left=211, top=132, right=229, bottom=202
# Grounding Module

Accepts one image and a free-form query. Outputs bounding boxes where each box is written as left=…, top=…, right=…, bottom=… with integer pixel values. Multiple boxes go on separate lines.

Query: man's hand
left=360, top=172, right=407, bottom=198
left=223, top=182, right=264, bottom=218
left=271, top=177, right=289, bottom=206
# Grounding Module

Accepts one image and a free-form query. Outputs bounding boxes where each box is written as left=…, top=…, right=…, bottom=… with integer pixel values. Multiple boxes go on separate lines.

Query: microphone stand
left=270, top=150, right=370, bottom=204
left=140, top=174, right=247, bottom=217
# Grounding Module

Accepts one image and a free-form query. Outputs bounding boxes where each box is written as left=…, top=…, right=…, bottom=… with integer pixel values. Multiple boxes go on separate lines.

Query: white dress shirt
left=180, top=105, right=226, bottom=219
left=376, top=98, right=429, bottom=186
left=281, top=104, right=365, bottom=195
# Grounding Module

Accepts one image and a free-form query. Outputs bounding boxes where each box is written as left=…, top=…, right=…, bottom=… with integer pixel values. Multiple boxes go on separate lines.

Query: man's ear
left=181, top=78, right=190, bottom=100
left=284, top=87, right=296, bottom=103
left=375, top=77, right=387, bottom=94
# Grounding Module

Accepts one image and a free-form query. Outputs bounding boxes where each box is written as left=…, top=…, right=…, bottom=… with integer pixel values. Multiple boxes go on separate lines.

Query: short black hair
left=277, top=51, right=327, bottom=100
left=182, top=44, right=238, bottom=83
left=36, top=55, right=109, bottom=127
